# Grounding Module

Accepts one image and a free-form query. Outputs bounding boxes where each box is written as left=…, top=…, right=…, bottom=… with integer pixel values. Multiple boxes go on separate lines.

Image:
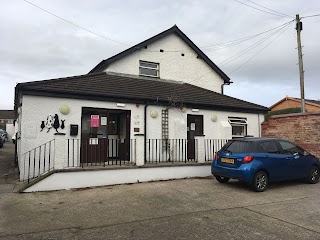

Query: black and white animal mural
left=41, top=114, right=65, bottom=133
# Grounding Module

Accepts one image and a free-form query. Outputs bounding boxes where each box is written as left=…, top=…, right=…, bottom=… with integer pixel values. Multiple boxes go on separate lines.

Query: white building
left=15, top=26, right=268, bottom=192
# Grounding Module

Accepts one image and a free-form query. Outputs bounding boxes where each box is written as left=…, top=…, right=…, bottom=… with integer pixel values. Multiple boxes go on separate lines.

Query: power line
left=301, top=13, right=320, bottom=19
left=201, top=20, right=294, bottom=51
left=183, top=22, right=293, bottom=87
left=233, top=0, right=293, bottom=18
left=218, top=22, right=292, bottom=67
left=228, top=21, right=294, bottom=75
left=22, top=0, right=130, bottom=46
left=245, top=0, right=293, bottom=18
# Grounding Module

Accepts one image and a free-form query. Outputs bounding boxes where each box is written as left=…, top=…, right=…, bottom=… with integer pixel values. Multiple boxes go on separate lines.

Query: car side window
left=278, top=141, right=302, bottom=155
left=258, top=141, right=280, bottom=154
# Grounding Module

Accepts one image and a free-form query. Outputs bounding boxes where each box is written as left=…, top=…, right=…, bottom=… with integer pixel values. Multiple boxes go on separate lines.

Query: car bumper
left=211, top=164, right=254, bottom=183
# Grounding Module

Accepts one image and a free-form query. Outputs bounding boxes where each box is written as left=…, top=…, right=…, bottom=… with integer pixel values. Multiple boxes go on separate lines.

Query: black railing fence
left=146, top=139, right=198, bottom=164
left=66, top=138, right=136, bottom=167
left=22, top=140, right=55, bottom=183
left=205, top=139, right=229, bottom=161
left=21, top=138, right=229, bottom=183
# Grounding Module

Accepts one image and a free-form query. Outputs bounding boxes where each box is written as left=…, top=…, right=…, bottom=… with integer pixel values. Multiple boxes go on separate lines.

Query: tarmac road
left=0, top=143, right=320, bottom=239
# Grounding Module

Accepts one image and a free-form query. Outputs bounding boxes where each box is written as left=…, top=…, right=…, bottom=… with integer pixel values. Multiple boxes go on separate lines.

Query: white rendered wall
left=5, top=123, right=14, bottom=140
left=146, top=106, right=262, bottom=140
left=105, top=33, right=225, bottom=93
left=18, top=95, right=145, bottom=180
left=24, top=165, right=212, bottom=192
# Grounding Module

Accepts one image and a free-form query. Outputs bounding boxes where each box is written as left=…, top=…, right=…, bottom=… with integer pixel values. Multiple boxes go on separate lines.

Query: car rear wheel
left=253, top=171, right=268, bottom=192
left=215, top=175, right=230, bottom=183
left=307, top=166, right=319, bottom=184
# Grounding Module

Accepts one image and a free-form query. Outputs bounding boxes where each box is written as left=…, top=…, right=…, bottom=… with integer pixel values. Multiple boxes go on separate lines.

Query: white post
left=195, top=135, right=205, bottom=163
left=54, top=133, right=66, bottom=170
left=135, top=134, right=145, bottom=167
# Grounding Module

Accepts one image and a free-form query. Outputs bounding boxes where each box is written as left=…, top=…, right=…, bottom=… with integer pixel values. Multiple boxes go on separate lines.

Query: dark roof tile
left=16, top=73, right=268, bottom=113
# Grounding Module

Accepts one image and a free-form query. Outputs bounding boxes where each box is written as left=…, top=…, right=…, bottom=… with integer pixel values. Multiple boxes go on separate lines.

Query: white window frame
left=139, top=61, right=159, bottom=78
left=228, top=117, right=248, bottom=138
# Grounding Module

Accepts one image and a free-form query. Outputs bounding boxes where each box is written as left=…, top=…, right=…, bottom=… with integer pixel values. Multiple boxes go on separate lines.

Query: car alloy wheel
left=215, top=175, right=230, bottom=183
left=253, top=171, right=268, bottom=192
left=308, top=166, right=319, bottom=184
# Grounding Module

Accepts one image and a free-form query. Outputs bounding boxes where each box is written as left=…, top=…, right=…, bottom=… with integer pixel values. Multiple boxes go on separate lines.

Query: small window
left=258, top=141, right=279, bottom=154
left=278, top=141, right=302, bottom=155
left=228, top=117, right=247, bottom=138
left=139, top=61, right=159, bottom=78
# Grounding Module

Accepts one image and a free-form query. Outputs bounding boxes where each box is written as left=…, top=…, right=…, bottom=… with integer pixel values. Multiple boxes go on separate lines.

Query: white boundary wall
left=24, top=165, right=211, bottom=192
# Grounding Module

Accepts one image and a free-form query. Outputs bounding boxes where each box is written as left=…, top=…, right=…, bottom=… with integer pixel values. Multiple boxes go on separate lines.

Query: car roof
left=230, top=137, right=282, bottom=142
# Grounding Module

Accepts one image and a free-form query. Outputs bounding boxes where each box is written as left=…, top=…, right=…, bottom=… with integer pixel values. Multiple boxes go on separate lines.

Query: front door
left=80, top=108, right=131, bottom=165
left=187, top=115, right=203, bottom=159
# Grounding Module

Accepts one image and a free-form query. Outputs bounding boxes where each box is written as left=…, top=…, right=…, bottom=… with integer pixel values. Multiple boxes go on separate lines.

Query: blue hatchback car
left=211, top=137, right=320, bottom=192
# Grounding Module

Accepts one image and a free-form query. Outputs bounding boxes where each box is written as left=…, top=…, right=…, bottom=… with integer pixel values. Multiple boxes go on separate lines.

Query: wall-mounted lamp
left=150, top=110, right=158, bottom=118
left=59, top=105, right=70, bottom=115
left=180, top=107, right=187, bottom=113
left=211, top=114, right=217, bottom=122
left=117, top=103, right=126, bottom=107
left=191, top=109, right=199, bottom=112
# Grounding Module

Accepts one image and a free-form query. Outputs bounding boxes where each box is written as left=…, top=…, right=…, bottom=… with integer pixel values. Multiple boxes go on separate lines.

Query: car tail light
left=214, top=152, right=218, bottom=161
left=243, top=156, right=255, bottom=164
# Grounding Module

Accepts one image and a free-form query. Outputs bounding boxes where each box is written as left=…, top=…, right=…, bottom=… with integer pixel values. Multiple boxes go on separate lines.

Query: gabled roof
left=0, top=110, right=14, bottom=120
left=89, top=25, right=230, bottom=83
left=270, top=96, right=320, bottom=109
left=16, top=72, right=268, bottom=113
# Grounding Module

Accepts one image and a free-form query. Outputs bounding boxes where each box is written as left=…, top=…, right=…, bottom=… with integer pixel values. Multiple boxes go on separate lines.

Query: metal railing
left=66, top=138, right=136, bottom=167
left=205, top=139, right=229, bottom=161
left=146, top=139, right=198, bottom=164
left=22, top=140, right=55, bottom=183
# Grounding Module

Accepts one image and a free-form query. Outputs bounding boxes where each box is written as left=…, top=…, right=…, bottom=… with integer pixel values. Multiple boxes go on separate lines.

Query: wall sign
left=101, top=117, right=107, bottom=126
left=41, top=114, right=65, bottom=133
left=90, top=115, right=100, bottom=127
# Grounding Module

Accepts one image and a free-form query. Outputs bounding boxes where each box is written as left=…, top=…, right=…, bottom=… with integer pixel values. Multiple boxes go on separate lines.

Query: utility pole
left=296, top=14, right=306, bottom=113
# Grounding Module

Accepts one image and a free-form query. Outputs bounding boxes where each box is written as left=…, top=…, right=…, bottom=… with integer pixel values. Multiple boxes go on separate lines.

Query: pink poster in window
left=90, top=115, right=100, bottom=127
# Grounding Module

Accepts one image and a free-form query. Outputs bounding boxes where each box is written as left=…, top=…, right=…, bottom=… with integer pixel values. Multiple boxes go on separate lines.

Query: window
left=278, top=141, right=302, bottom=155
left=139, top=61, right=159, bottom=78
left=228, top=117, right=247, bottom=138
left=258, top=141, right=279, bottom=154
left=223, top=141, right=252, bottom=153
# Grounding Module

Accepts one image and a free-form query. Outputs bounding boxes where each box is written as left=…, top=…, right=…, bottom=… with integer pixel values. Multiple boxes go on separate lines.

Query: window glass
left=139, top=68, right=158, bottom=77
left=139, top=61, right=159, bottom=77
left=228, top=117, right=247, bottom=138
left=278, top=141, right=301, bottom=155
left=223, top=141, right=252, bottom=153
left=140, top=62, right=158, bottom=69
left=258, top=141, right=279, bottom=153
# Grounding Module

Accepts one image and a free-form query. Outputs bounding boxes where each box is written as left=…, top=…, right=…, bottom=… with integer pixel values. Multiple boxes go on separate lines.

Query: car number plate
left=221, top=158, right=234, bottom=164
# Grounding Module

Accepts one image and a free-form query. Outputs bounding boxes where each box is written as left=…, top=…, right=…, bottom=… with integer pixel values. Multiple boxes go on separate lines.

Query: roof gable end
left=89, top=25, right=230, bottom=83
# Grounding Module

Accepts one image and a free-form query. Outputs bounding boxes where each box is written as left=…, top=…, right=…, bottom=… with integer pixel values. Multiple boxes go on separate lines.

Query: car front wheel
left=215, top=175, right=230, bottom=183
left=253, top=171, right=268, bottom=192
left=307, top=166, right=319, bottom=184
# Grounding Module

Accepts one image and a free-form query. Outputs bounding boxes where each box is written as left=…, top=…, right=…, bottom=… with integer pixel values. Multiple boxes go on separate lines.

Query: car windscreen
left=222, top=141, right=252, bottom=153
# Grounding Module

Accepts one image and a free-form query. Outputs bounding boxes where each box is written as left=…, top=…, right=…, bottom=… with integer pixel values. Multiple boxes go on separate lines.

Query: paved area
left=0, top=142, right=19, bottom=190
left=1, top=144, right=320, bottom=239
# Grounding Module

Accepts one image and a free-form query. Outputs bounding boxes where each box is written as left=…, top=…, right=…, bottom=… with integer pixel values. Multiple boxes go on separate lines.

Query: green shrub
left=265, top=107, right=301, bottom=120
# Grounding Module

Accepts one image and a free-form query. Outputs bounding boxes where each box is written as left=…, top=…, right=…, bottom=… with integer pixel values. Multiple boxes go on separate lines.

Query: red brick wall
left=261, top=112, right=320, bottom=158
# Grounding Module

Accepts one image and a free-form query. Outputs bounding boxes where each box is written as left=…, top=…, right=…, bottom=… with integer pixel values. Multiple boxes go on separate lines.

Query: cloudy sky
left=1, top=0, right=319, bottom=109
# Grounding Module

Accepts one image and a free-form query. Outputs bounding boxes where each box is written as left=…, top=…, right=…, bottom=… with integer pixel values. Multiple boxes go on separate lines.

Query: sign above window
left=139, top=61, right=159, bottom=78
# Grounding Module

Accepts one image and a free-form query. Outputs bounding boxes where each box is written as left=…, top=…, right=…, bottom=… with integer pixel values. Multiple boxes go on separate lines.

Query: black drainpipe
left=144, top=102, right=148, bottom=163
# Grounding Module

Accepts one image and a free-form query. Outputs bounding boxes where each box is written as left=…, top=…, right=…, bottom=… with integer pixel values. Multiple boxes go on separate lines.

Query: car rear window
left=222, top=141, right=252, bottom=153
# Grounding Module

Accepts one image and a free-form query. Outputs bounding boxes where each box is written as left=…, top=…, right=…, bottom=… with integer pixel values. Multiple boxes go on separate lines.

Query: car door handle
left=286, top=157, right=292, bottom=160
